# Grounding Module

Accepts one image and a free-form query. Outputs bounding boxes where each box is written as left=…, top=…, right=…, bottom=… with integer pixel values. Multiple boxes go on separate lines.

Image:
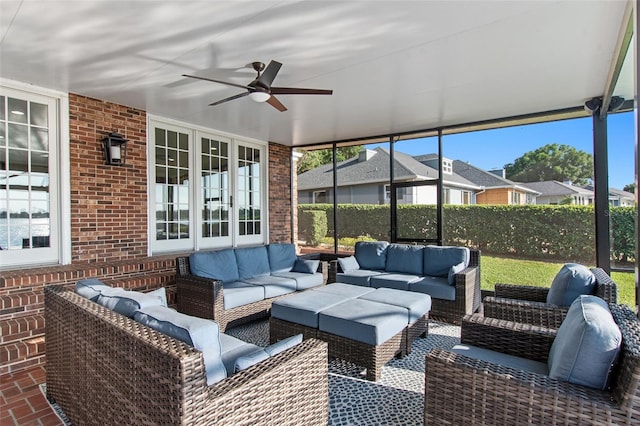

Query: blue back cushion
left=235, top=246, right=271, bottom=280
left=189, top=249, right=239, bottom=283
left=267, top=243, right=297, bottom=273
left=385, top=244, right=424, bottom=275
left=547, top=295, right=622, bottom=390
left=355, top=241, right=389, bottom=270
left=423, top=245, right=470, bottom=277
left=546, top=263, right=596, bottom=306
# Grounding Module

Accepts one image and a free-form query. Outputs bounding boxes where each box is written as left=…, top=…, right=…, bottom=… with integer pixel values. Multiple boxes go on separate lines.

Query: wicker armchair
left=483, top=267, right=618, bottom=329
left=45, top=286, right=329, bottom=426
left=425, top=306, right=640, bottom=425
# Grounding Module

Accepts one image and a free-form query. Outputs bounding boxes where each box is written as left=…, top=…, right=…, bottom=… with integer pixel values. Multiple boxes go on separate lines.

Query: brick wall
left=268, top=142, right=293, bottom=243
left=69, top=94, right=148, bottom=262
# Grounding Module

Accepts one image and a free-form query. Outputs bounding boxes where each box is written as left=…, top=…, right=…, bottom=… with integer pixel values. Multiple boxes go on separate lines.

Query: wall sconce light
left=102, top=132, right=128, bottom=165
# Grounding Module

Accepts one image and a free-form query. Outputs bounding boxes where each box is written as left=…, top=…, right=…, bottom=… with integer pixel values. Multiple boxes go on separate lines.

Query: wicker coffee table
left=270, top=283, right=431, bottom=380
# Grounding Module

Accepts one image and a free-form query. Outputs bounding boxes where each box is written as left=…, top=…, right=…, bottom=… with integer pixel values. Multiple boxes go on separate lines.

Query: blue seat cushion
left=548, top=295, right=622, bottom=390
left=336, top=269, right=384, bottom=287
left=134, top=305, right=227, bottom=385
left=546, top=263, right=596, bottom=306
left=267, top=243, right=297, bottom=273
left=222, top=281, right=265, bottom=309
left=219, top=333, right=262, bottom=376
left=410, top=276, right=456, bottom=301
left=385, top=244, right=424, bottom=275
left=96, top=287, right=166, bottom=318
left=189, top=249, right=239, bottom=283
left=291, top=258, right=319, bottom=274
left=235, top=246, right=271, bottom=280
left=369, top=273, right=422, bottom=291
left=359, top=288, right=431, bottom=324
left=452, top=344, right=548, bottom=376
left=354, top=241, right=389, bottom=270
left=338, top=256, right=360, bottom=273
left=319, top=299, right=408, bottom=345
left=75, top=278, right=111, bottom=301
left=242, top=275, right=297, bottom=298
left=271, top=271, right=324, bottom=290
left=312, top=283, right=376, bottom=298
left=423, top=245, right=470, bottom=277
left=271, top=291, right=353, bottom=328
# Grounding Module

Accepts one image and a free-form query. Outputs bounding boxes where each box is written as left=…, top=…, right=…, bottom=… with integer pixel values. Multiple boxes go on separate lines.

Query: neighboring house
left=521, top=181, right=594, bottom=205
left=297, top=148, right=481, bottom=205
left=415, top=155, right=539, bottom=205
left=582, top=185, right=635, bottom=207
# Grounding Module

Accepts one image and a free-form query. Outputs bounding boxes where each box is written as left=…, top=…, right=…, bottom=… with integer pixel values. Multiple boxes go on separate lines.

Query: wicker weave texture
left=45, top=286, right=329, bottom=425
left=328, top=248, right=481, bottom=325
left=425, top=304, right=640, bottom=425
left=485, top=267, right=619, bottom=329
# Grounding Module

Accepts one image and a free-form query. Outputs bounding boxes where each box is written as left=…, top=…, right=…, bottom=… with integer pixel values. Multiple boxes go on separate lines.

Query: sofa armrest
left=202, top=338, right=329, bottom=425
left=460, top=314, right=556, bottom=362
left=483, top=296, right=569, bottom=329
left=425, top=348, right=615, bottom=425
left=452, top=264, right=481, bottom=317
left=176, top=272, right=225, bottom=323
left=327, top=259, right=343, bottom=283
left=494, top=283, right=549, bottom=302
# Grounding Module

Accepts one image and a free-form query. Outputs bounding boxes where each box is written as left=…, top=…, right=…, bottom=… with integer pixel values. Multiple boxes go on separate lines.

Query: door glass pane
left=237, top=145, right=262, bottom=237
left=201, top=137, right=230, bottom=240
left=154, top=127, right=189, bottom=241
left=0, top=96, right=50, bottom=250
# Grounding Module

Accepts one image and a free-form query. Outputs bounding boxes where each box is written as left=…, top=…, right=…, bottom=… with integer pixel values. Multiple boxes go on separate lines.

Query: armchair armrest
left=425, top=348, right=616, bottom=425
left=493, top=283, right=549, bottom=302
left=460, top=314, right=556, bottom=362
left=452, top=264, right=481, bottom=317
left=483, top=296, right=569, bottom=329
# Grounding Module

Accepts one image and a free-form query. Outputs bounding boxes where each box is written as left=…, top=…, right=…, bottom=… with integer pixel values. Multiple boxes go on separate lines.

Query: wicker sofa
left=177, top=243, right=324, bottom=330
left=45, top=285, right=329, bottom=426
left=328, top=241, right=480, bottom=324
left=425, top=303, right=640, bottom=425
left=483, top=266, right=618, bottom=328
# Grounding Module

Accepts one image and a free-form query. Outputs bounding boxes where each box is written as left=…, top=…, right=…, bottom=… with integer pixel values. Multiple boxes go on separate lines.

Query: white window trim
left=147, top=115, right=269, bottom=255
left=0, top=79, right=70, bottom=268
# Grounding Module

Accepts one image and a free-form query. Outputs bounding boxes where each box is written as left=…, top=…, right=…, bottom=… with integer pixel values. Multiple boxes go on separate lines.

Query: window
left=442, top=159, right=453, bottom=175
left=510, top=191, right=521, bottom=205
left=462, top=191, right=471, bottom=205
left=0, top=83, right=67, bottom=268
left=313, top=190, right=327, bottom=204
left=149, top=118, right=266, bottom=252
left=443, top=188, right=451, bottom=204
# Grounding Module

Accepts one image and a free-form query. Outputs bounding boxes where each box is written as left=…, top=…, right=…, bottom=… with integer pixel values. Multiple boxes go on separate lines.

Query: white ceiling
left=0, top=1, right=634, bottom=147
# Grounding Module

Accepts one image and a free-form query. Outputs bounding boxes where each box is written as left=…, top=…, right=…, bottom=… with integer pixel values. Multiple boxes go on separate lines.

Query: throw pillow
left=447, top=262, right=466, bottom=285
left=97, top=287, right=165, bottom=318
left=547, top=295, right=622, bottom=390
left=292, top=258, right=320, bottom=274
left=546, top=263, right=596, bottom=306
left=147, top=287, right=168, bottom=307
left=75, top=278, right=111, bottom=301
left=338, top=256, right=360, bottom=273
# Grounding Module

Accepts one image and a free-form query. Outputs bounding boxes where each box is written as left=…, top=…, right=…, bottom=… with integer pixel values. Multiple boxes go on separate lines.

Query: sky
left=371, top=110, right=636, bottom=190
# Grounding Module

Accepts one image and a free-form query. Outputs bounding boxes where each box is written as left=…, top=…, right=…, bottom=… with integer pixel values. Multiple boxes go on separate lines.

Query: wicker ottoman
left=270, top=283, right=431, bottom=380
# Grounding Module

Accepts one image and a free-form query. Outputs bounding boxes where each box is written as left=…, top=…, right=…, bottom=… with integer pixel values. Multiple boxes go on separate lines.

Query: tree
left=623, top=183, right=635, bottom=193
left=296, top=146, right=362, bottom=174
left=504, top=143, right=593, bottom=185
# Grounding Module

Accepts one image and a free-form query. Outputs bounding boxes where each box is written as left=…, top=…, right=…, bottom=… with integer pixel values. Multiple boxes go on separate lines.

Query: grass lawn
left=483, top=256, right=636, bottom=307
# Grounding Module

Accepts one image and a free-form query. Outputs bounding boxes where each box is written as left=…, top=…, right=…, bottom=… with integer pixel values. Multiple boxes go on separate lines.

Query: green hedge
left=298, top=204, right=635, bottom=264
left=298, top=210, right=327, bottom=246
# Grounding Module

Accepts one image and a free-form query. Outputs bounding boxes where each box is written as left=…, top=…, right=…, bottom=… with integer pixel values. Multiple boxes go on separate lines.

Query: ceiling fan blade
left=182, top=74, right=249, bottom=90
left=270, top=87, right=333, bottom=95
left=209, top=92, right=250, bottom=106
left=257, top=60, right=282, bottom=87
left=266, top=95, right=287, bottom=112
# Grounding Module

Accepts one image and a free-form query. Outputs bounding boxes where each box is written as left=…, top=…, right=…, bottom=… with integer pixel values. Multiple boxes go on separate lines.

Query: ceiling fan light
left=249, top=91, right=271, bottom=102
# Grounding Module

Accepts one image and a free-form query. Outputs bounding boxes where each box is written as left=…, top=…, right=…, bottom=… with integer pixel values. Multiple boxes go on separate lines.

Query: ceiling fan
left=183, top=60, right=333, bottom=112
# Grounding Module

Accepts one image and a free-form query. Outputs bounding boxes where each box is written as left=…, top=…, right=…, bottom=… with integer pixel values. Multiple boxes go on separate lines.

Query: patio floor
left=0, top=320, right=461, bottom=425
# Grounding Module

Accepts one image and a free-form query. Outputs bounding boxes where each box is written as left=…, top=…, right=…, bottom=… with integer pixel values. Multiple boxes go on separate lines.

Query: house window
left=149, top=118, right=266, bottom=252
left=511, top=191, right=521, bottom=205
left=0, top=85, right=66, bottom=268
left=442, top=159, right=453, bottom=175
left=526, top=194, right=535, bottom=204
left=443, top=188, right=451, bottom=204
left=313, top=190, right=327, bottom=204
left=462, top=191, right=471, bottom=205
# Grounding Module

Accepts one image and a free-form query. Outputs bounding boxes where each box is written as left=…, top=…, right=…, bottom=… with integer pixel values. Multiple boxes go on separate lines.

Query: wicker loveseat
left=328, top=241, right=480, bottom=324
left=483, top=266, right=618, bottom=328
left=45, top=286, right=328, bottom=425
left=425, top=303, right=640, bottom=425
left=177, top=243, right=324, bottom=330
